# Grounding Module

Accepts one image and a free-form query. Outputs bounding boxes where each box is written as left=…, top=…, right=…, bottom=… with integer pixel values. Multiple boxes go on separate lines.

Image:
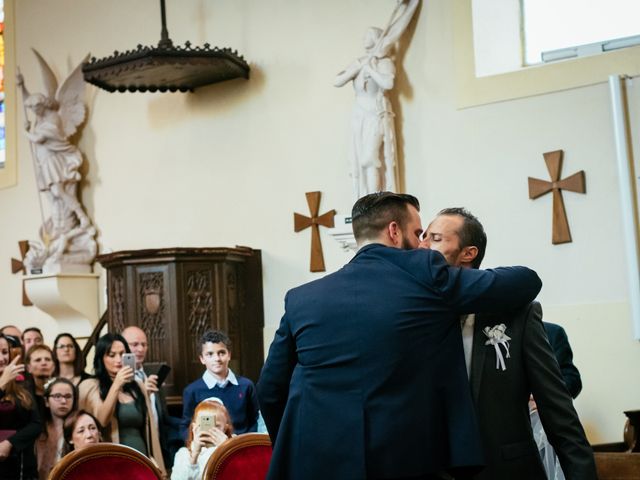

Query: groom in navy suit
left=258, top=192, right=542, bottom=480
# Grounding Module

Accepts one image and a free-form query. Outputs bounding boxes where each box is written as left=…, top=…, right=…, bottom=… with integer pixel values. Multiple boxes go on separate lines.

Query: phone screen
left=155, top=364, right=171, bottom=388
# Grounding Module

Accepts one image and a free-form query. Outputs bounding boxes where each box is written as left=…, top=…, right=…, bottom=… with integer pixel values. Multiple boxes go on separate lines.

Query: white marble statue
left=334, top=0, right=419, bottom=199
left=17, top=49, right=96, bottom=274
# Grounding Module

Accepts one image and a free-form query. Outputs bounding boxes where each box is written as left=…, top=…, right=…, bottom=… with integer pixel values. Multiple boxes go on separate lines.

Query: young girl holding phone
left=171, top=398, right=233, bottom=480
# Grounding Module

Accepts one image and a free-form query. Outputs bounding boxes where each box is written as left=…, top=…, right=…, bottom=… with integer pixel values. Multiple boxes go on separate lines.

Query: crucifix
left=528, top=150, right=586, bottom=244
left=10, top=240, right=33, bottom=306
left=294, top=192, right=336, bottom=272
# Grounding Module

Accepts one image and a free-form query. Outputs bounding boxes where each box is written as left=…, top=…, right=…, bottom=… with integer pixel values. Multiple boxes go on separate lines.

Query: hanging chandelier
left=82, top=0, right=250, bottom=93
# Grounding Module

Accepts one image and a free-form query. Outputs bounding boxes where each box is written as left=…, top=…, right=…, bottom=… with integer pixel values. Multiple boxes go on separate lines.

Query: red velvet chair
left=48, top=443, right=164, bottom=480
left=203, top=433, right=272, bottom=480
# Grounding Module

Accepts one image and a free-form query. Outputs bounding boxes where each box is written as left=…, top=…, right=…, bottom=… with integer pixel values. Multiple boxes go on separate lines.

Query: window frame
left=0, top=0, right=17, bottom=189
left=454, top=0, right=640, bottom=108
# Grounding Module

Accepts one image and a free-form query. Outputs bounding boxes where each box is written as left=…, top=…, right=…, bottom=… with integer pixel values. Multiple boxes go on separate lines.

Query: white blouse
left=170, top=445, right=217, bottom=480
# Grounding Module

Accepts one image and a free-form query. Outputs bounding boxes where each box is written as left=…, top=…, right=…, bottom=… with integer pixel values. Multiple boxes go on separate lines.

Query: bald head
left=121, top=326, right=148, bottom=369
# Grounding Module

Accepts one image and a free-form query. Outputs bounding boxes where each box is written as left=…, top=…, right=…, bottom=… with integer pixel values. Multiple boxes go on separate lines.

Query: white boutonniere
left=483, top=323, right=511, bottom=371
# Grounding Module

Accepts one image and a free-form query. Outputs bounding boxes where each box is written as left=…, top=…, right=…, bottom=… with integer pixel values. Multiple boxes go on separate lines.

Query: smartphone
left=9, top=347, right=22, bottom=362
left=122, top=353, right=137, bottom=371
left=198, top=413, right=216, bottom=430
left=9, top=347, right=25, bottom=382
left=154, top=364, right=171, bottom=388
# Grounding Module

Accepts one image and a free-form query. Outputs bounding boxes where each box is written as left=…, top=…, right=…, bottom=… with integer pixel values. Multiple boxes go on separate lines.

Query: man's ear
left=199, top=355, right=206, bottom=366
left=460, top=246, right=479, bottom=266
left=387, top=221, right=401, bottom=246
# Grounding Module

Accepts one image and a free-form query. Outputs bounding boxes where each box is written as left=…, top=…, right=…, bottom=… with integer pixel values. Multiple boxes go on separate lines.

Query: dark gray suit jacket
left=469, top=302, right=596, bottom=480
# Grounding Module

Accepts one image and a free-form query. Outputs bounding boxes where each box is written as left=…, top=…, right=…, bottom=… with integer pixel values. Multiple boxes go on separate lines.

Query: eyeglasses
left=49, top=393, right=73, bottom=401
left=56, top=344, right=74, bottom=350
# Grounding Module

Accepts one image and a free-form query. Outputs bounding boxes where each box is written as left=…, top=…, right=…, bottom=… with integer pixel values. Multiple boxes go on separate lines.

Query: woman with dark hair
left=52, top=333, right=89, bottom=387
left=0, top=333, right=41, bottom=480
left=35, top=377, right=76, bottom=479
left=78, top=333, right=165, bottom=474
left=62, top=410, right=101, bottom=452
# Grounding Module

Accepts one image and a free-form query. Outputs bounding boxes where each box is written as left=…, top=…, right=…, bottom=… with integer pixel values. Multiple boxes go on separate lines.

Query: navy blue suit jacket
left=543, top=322, right=582, bottom=398
left=258, top=244, right=542, bottom=480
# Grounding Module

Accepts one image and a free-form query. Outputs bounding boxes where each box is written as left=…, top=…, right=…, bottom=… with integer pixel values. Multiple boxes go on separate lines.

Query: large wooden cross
left=10, top=240, right=33, bottom=306
left=528, top=150, right=586, bottom=244
left=294, top=191, right=336, bottom=272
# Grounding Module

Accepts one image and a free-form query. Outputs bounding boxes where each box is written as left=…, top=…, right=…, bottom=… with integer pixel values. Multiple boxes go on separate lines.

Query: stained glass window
left=0, top=0, right=5, bottom=169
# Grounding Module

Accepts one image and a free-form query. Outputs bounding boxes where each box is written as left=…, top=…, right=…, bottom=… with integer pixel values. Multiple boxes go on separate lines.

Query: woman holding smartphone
left=78, top=333, right=165, bottom=475
left=0, top=333, right=41, bottom=480
left=171, top=398, right=233, bottom=480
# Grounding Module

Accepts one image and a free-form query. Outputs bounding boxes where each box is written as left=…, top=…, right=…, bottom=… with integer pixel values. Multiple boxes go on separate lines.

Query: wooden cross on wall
left=294, top=191, right=336, bottom=272
left=10, top=240, right=33, bottom=306
left=528, top=150, right=586, bottom=244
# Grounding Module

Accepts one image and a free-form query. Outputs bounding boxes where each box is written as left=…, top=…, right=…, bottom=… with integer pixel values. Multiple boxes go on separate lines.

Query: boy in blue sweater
left=180, top=330, right=259, bottom=440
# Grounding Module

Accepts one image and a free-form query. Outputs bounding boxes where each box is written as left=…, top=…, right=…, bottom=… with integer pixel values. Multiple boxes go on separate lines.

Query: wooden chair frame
left=48, top=442, right=164, bottom=480
left=202, top=433, right=272, bottom=479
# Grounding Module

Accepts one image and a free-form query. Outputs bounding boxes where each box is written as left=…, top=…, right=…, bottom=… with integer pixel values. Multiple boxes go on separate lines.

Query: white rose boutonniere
left=483, top=323, right=511, bottom=371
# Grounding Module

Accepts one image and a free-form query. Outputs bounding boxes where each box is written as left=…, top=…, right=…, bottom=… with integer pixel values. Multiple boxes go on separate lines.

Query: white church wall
left=0, top=0, right=637, bottom=443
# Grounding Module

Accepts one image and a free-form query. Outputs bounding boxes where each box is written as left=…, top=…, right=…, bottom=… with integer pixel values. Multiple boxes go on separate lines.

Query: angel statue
left=17, top=49, right=97, bottom=274
left=334, top=0, right=419, bottom=199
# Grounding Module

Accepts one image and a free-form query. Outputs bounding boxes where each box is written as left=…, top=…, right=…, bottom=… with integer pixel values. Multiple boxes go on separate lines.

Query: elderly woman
left=78, top=333, right=165, bottom=475
left=52, top=333, right=89, bottom=387
left=35, top=378, right=76, bottom=479
left=171, top=399, right=233, bottom=480
left=0, top=333, right=41, bottom=480
left=62, top=410, right=101, bottom=452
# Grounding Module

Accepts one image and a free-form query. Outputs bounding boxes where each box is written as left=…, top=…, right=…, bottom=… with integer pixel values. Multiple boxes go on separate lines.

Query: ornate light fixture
left=82, top=0, right=249, bottom=93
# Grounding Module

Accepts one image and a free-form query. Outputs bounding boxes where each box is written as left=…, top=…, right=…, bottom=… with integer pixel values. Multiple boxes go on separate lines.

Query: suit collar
left=350, top=243, right=388, bottom=262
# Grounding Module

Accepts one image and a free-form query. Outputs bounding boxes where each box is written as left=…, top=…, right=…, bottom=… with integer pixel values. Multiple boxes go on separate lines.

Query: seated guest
left=78, top=333, right=165, bottom=475
left=22, top=328, right=44, bottom=354
left=52, top=333, right=89, bottom=387
left=62, top=410, right=101, bottom=452
left=180, top=331, right=258, bottom=440
left=25, top=344, right=55, bottom=420
left=0, top=333, right=41, bottom=480
left=171, top=399, right=233, bottom=480
left=36, top=378, right=76, bottom=479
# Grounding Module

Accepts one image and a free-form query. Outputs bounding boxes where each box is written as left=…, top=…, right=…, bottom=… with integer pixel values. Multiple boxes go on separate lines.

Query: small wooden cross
left=528, top=150, right=586, bottom=244
left=294, top=192, right=336, bottom=272
left=10, top=240, right=33, bottom=306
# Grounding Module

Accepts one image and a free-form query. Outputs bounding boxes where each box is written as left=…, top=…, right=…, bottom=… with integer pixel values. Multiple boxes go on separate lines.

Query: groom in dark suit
left=258, top=192, right=542, bottom=480
left=421, top=207, right=596, bottom=480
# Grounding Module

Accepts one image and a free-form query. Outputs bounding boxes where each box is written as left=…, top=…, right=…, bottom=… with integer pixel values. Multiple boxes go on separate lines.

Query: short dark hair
left=22, top=327, right=43, bottom=341
left=351, top=192, right=420, bottom=242
left=437, top=207, right=487, bottom=269
left=200, top=330, right=231, bottom=352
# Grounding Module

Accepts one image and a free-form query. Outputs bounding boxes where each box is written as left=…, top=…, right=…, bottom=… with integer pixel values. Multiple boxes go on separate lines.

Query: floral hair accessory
left=44, top=377, right=58, bottom=392
left=483, top=323, right=511, bottom=371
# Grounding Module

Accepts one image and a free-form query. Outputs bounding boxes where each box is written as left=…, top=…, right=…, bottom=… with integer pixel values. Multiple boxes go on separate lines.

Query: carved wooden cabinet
left=97, top=247, right=264, bottom=405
